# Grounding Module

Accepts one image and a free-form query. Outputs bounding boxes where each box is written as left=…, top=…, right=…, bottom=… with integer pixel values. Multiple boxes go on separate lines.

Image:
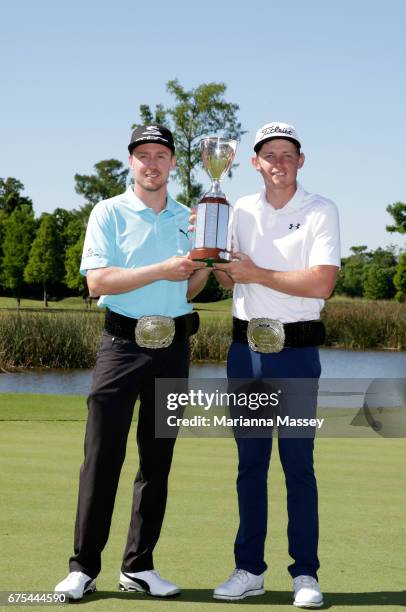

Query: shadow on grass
left=72, top=589, right=406, bottom=607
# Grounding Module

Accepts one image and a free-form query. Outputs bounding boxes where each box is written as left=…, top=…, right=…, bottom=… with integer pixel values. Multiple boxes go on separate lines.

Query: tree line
left=335, top=240, right=406, bottom=301
left=0, top=80, right=243, bottom=306
left=1, top=172, right=404, bottom=306
left=0, top=79, right=405, bottom=306
left=0, top=169, right=127, bottom=307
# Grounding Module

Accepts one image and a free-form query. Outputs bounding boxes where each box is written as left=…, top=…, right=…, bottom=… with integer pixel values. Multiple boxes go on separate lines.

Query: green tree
left=66, top=214, right=85, bottom=244
left=336, top=246, right=370, bottom=297
left=393, top=252, right=406, bottom=302
left=349, top=245, right=369, bottom=255
left=135, top=79, right=245, bottom=206
left=65, top=234, right=87, bottom=295
left=337, top=246, right=398, bottom=299
left=0, top=180, right=33, bottom=296
left=75, top=159, right=128, bottom=219
left=363, top=263, right=396, bottom=300
left=24, top=214, right=65, bottom=307
left=0, top=209, right=7, bottom=265
left=138, top=103, right=166, bottom=126
left=369, top=245, right=397, bottom=268
left=386, top=201, right=406, bottom=234
left=363, top=247, right=397, bottom=300
left=0, top=178, right=33, bottom=214
left=52, top=208, right=78, bottom=251
left=1, top=206, right=36, bottom=306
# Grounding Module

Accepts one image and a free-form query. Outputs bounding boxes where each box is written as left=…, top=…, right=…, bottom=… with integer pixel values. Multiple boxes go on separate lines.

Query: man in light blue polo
left=55, top=125, right=209, bottom=600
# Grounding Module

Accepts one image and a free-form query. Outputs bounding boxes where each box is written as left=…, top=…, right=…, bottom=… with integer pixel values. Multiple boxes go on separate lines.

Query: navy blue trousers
left=227, top=341, right=321, bottom=579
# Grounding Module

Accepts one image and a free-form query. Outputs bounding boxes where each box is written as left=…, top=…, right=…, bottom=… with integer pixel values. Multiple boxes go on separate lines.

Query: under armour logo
left=289, top=223, right=301, bottom=230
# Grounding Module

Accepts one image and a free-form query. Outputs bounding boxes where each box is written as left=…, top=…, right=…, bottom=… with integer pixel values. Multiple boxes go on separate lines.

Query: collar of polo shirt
left=125, top=186, right=176, bottom=215
left=258, top=183, right=306, bottom=212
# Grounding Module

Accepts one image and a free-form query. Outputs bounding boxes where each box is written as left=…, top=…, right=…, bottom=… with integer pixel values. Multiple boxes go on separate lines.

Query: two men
left=55, top=125, right=209, bottom=600
left=212, top=122, right=340, bottom=608
left=55, top=120, right=340, bottom=608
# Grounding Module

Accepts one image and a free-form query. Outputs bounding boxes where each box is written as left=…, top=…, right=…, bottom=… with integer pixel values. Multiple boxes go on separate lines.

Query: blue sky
left=1, top=0, right=405, bottom=256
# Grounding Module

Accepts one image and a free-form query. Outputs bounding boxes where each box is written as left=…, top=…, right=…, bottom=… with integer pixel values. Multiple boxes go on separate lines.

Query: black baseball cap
left=128, top=124, right=175, bottom=154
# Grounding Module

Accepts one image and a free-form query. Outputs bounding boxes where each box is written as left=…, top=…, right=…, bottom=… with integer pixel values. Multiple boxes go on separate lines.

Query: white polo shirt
left=232, top=183, right=340, bottom=323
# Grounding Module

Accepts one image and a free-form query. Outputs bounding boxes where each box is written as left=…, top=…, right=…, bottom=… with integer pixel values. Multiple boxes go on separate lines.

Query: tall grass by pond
left=0, top=299, right=405, bottom=369
left=322, top=299, right=406, bottom=351
left=0, top=311, right=103, bottom=368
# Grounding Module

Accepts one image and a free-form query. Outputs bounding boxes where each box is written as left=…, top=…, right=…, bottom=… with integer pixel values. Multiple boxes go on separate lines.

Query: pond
left=0, top=348, right=405, bottom=396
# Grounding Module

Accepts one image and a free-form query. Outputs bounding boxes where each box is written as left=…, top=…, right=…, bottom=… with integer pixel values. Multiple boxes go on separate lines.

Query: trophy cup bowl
left=190, top=137, right=237, bottom=265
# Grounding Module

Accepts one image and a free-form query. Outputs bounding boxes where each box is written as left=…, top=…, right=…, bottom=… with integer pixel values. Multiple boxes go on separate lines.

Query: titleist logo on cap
left=254, top=121, right=301, bottom=152
left=261, top=125, right=294, bottom=137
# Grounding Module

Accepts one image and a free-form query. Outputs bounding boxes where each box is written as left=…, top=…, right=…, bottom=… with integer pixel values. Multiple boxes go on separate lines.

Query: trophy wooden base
left=190, top=247, right=230, bottom=267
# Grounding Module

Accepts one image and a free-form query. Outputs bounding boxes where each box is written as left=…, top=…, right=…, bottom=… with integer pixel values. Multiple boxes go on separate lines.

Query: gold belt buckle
left=135, top=315, right=175, bottom=349
left=247, top=318, right=285, bottom=353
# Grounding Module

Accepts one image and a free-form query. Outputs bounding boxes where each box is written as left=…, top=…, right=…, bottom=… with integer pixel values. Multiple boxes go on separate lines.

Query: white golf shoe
left=54, top=571, right=96, bottom=600
left=293, top=575, right=323, bottom=608
left=119, top=570, right=180, bottom=597
left=213, top=568, right=265, bottom=600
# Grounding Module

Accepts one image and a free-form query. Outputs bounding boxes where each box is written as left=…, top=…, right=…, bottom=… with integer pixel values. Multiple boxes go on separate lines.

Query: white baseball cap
left=254, top=121, right=301, bottom=152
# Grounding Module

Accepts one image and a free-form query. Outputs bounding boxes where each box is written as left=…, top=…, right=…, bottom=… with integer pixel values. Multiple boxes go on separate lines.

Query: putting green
left=0, top=394, right=405, bottom=611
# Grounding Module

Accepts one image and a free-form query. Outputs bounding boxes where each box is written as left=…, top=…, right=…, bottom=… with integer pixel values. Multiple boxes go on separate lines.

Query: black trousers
left=69, top=332, right=190, bottom=578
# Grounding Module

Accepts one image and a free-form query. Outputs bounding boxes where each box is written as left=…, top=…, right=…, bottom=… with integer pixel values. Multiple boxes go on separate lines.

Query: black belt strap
left=105, top=309, right=200, bottom=344
left=232, top=317, right=325, bottom=348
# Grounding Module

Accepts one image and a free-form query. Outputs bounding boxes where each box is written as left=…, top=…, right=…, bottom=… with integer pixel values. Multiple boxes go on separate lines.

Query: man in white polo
left=213, top=122, right=340, bottom=608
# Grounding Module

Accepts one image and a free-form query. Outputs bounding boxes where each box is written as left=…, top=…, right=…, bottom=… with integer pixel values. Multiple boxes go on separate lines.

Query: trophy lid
left=200, top=137, right=237, bottom=182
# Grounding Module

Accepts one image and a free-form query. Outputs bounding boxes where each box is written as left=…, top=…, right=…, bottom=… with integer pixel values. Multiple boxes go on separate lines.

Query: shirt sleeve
left=308, top=202, right=341, bottom=268
left=80, top=202, right=116, bottom=275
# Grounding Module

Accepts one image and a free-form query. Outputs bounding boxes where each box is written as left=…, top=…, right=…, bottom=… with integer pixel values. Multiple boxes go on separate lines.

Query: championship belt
left=247, top=318, right=285, bottom=353
left=135, top=315, right=176, bottom=349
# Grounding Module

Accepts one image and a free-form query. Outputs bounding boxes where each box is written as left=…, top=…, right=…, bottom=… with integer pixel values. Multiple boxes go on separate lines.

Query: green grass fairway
left=0, top=295, right=396, bottom=311
left=0, top=296, right=90, bottom=310
left=0, top=295, right=233, bottom=319
left=194, top=298, right=232, bottom=319
left=0, top=393, right=405, bottom=611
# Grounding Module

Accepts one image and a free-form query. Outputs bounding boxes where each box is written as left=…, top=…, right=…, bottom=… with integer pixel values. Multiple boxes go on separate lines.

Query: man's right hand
left=87, top=256, right=206, bottom=296
left=161, top=255, right=207, bottom=281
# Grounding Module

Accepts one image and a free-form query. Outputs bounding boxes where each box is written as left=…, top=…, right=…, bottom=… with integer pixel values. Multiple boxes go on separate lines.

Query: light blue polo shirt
left=80, top=187, right=193, bottom=319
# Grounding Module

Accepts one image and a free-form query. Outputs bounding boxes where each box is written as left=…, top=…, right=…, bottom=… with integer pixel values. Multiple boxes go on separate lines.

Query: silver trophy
left=190, top=137, right=237, bottom=265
